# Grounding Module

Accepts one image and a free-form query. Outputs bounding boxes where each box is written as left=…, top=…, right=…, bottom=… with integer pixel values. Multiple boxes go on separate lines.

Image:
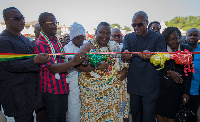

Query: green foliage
left=110, top=23, right=132, bottom=31
left=165, top=16, right=200, bottom=31
left=123, top=26, right=132, bottom=31
left=110, top=23, right=121, bottom=29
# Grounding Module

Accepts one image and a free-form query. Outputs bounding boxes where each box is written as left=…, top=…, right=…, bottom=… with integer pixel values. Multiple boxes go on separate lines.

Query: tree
left=165, top=16, right=200, bottom=31
left=123, top=26, right=132, bottom=31
left=110, top=23, right=121, bottom=29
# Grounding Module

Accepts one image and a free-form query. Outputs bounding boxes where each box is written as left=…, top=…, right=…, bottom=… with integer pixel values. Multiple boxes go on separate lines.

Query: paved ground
left=1, top=105, right=200, bottom=122
left=0, top=106, right=36, bottom=122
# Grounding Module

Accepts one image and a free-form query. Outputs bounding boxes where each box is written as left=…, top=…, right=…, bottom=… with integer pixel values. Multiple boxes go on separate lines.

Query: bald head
left=111, top=28, right=121, bottom=34
left=110, top=28, right=122, bottom=43
left=34, top=23, right=40, bottom=30
left=34, top=23, right=41, bottom=40
left=132, top=11, right=148, bottom=36
left=132, top=11, right=148, bottom=21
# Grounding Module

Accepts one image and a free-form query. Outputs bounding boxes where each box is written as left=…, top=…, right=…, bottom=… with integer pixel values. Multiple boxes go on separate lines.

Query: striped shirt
left=34, top=35, right=69, bottom=94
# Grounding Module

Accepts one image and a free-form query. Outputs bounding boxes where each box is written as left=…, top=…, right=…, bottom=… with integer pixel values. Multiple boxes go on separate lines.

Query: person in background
left=122, top=11, right=166, bottom=122
left=31, top=23, right=41, bottom=47
left=156, top=27, right=192, bottom=122
left=34, top=12, right=85, bottom=122
left=148, top=21, right=161, bottom=33
left=64, top=22, right=86, bottom=122
left=110, top=27, right=130, bottom=122
left=179, top=35, right=186, bottom=45
left=61, top=33, right=70, bottom=47
left=110, top=28, right=123, bottom=47
left=186, top=28, right=200, bottom=122
left=0, top=7, right=50, bottom=122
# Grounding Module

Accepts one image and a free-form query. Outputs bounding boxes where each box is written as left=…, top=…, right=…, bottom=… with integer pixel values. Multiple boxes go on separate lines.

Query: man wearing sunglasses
left=0, top=7, right=50, bottom=122
left=122, top=11, right=166, bottom=122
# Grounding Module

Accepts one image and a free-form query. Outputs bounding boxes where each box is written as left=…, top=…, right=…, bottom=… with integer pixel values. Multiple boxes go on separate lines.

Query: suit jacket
left=0, top=30, right=43, bottom=117
left=123, top=30, right=166, bottom=98
left=160, top=44, right=193, bottom=95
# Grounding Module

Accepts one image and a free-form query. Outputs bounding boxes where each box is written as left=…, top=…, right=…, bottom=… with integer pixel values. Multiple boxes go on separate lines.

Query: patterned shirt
left=34, top=35, right=69, bottom=94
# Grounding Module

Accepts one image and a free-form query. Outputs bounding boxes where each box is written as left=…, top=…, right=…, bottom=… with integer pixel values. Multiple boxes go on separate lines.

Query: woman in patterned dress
left=77, top=22, right=130, bottom=122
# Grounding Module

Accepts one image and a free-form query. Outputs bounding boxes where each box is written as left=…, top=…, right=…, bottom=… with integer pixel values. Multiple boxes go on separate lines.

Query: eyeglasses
left=111, top=35, right=121, bottom=38
left=45, top=22, right=59, bottom=26
left=131, top=22, right=145, bottom=28
left=150, top=27, right=160, bottom=31
left=9, top=16, right=25, bottom=21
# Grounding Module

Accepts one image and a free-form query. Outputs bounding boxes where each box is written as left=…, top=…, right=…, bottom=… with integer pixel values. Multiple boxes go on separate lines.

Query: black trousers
left=130, top=94, right=158, bottom=122
left=188, top=95, right=200, bottom=122
left=42, top=93, right=68, bottom=122
left=14, top=111, right=34, bottom=122
left=36, top=106, right=47, bottom=122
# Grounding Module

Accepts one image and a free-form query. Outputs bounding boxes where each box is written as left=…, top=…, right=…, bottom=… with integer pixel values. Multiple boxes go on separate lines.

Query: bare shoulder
left=79, top=42, right=95, bottom=53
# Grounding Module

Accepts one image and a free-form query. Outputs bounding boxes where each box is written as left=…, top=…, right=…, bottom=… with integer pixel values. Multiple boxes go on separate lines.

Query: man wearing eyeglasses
left=110, top=28, right=123, bottom=43
left=110, top=28, right=123, bottom=48
left=122, top=11, right=166, bottom=122
left=34, top=12, right=85, bottom=122
left=0, top=7, right=50, bottom=122
left=148, top=21, right=161, bottom=33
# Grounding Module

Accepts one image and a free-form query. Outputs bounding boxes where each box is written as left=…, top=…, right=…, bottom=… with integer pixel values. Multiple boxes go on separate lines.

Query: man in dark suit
left=122, top=11, right=166, bottom=122
left=0, top=7, right=50, bottom=122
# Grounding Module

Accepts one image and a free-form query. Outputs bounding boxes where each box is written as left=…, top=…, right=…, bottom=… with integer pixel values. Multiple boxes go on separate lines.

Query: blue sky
left=0, top=0, right=200, bottom=34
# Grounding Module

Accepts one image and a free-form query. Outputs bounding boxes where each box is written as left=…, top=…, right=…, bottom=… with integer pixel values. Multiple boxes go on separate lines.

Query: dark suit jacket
left=123, top=30, right=166, bottom=98
left=160, top=44, right=193, bottom=95
left=0, top=30, right=43, bottom=117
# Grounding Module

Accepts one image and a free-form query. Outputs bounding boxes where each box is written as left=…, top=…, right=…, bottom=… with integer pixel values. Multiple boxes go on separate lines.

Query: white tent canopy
left=160, top=21, right=167, bottom=33
left=21, top=25, right=34, bottom=35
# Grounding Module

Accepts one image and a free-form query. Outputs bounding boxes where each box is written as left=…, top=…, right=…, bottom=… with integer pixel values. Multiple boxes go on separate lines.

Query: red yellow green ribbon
left=0, top=53, right=36, bottom=61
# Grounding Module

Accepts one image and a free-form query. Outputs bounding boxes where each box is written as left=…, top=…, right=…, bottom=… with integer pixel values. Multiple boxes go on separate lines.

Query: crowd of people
left=0, top=7, right=200, bottom=122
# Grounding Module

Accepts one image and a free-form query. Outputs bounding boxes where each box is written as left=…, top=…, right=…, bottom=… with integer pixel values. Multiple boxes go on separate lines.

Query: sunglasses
left=45, top=22, right=59, bottom=26
left=131, top=22, right=145, bottom=27
left=111, top=35, right=121, bottom=38
left=9, top=16, right=25, bottom=21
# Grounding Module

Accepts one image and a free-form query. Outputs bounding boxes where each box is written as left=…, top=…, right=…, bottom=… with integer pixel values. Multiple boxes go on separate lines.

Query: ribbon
left=0, top=53, right=78, bottom=62
left=170, top=49, right=195, bottom=76
left=0, top=53, right=36, bottom=61
left=0, top=51, right=196, bottom=75
left=88, top=51, right=108, bottom=67
left=150, top=53, right=171, bottom=70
